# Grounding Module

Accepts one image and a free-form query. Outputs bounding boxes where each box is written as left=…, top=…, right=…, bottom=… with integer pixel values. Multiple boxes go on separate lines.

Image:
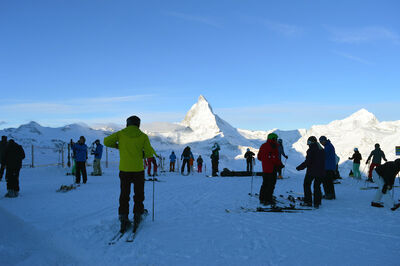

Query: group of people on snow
left=70, top=137, right=104, bottom=184
left=0, top=136, right=25, bottom=198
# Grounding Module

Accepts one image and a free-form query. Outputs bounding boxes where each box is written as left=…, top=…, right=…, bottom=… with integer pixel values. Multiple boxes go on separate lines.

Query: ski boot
left=119, top=214, right=130, bottom=233
left=391, top=203, right=400, bottom=211
left=371, top=202, right=384, bottom=208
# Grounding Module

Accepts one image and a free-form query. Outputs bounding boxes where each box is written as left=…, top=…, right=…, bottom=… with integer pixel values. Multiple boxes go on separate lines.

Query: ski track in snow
left=0, top=166, right=400, bottom=265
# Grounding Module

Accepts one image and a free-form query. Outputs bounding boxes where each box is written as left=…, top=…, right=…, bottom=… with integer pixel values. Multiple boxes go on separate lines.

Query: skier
left=366, top=144, right=387, bottom=182
left=277, top=139, right=288, bottom=179
left=147, top=147, right=159, bottom=176
left=348, top=148, right=362, bottom=179
left=257, top=133, right=283, bottom=205
left=4, top=139, right=25, bottom=197
left=197, top=155, right=203, bottom=173
left=91, top=139, right=103, bottom=176
left=370, top=159, right=400, bottom=211
left=210, top=143, right=220, bottom=177
left=181, top=146, right=193, bottom=175
left=104, top=115, right=154, bottom=233
left=244, top=148, right=255, bottom=173
left=296, top=136, right=325, bottom=208
left=71, top=136, right=88, bottom=184
left=0, top=136, right=7, bottom=181
left=319, top=136, right=336, bottom=200
left=169, top=151, right=176, bottom=172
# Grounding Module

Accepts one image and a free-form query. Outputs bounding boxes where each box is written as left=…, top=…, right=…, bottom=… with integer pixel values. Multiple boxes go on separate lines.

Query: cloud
left=327, top=26, right=400, bottom=44
left=165, top=11, right=222, bottom=28
left=262, top=20, right=304, bottom=37
left=332, top=50, right=372, bottom=65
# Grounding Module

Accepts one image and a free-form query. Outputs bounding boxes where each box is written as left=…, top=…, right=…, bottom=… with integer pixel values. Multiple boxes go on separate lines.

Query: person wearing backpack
left=181, top=146, right=193, bottom=175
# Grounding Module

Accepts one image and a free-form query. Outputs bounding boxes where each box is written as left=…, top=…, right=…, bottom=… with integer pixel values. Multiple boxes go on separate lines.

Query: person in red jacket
left=257, top=133, right=283, bottom=205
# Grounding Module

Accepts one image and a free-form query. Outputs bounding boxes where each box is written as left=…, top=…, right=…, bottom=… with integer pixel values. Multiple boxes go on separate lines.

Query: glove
left=296, top=166, right=301, bottom=171
left=285, top=155, right=288, bottom=159
left=348, top=157, right=351, bottom=160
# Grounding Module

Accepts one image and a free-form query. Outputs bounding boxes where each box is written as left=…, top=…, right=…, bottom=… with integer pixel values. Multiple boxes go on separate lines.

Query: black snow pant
left=259, top=171, right=277, bottom=204
left=0, top=163, right=5, bottom=181
left=322, top=170, right=336, bottom=199
left=303, top=175, right=322, bottom=206
left=6, top=167, right=20, bottom=192
left=119, top=171, right=145, bottom=216
left=75, top=161, right=87, bottom=184
left=212, top=159, right=219, bottom=176
left=246, top=160, right=253, bottom=172
left=181, top=159, right=190, bottom=174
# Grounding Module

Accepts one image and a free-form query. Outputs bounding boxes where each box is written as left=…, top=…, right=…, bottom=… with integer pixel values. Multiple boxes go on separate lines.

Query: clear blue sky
left=1, top=0, right=399, bottom=130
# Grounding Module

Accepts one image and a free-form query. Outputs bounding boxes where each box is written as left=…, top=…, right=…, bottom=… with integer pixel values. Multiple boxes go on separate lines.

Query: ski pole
left=152, top=173, right=155, bottom=222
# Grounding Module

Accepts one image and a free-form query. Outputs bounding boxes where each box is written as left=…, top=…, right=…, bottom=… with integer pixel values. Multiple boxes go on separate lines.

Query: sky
left=0, top=0, right=399, bottom=131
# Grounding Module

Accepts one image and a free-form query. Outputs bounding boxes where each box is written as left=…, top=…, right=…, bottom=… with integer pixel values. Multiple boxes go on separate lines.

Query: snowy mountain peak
left=181, top=95, right=218, bottom=132
left=345, top=109, right=378, bottom=124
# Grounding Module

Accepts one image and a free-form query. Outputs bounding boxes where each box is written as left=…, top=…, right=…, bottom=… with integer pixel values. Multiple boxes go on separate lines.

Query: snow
left=1, top=166, right=399, bottom=265
left=1, top=95, right=400, bottom=265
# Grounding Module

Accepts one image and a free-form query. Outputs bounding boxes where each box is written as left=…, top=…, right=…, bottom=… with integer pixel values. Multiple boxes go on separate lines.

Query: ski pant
left=6, top=167, right=20, bottom=191
left=372, top=170, right=394, bottom=206
left=322, top=170, right=336, bottom=199
left=147, top=157, right=157, bottom=176
left=93, top=158, right=102, bottom=175
left=303, top=175, right=322, bottom=206
left=75, top=161, right=87, bottom=184
left=119, top=171, right=145, bottom=216
left=212, top=159, right=219, bottom=176
left=246, top=160, right=253, bottom=172
left=353, top=163, right=361, bottom=179
left=368, top=163, right=380, bottom=179
left=181, top=159, right=190, bottom=174
left=259, top=171, right=277, bottom=204
left=198, top=164, right=202, bottom=173
left=170, top=161, right=175, bottom=172
left=0, top=163, right=5, bottom=181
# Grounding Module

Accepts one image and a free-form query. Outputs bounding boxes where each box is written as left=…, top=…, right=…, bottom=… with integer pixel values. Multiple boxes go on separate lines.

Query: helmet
left=247, top=148, right=250, bottom=151
left=307, top=136, right=317, bottom=145
left=267, top=133, right=278, bottom=140
left=375, top=143, right=380, bottom=149
left=354, top=148, right=358, bottom=151
left=126, top=115, right=141, bottom=127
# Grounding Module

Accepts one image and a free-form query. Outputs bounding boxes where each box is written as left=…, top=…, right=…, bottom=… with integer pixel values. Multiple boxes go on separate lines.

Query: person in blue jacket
left=92, top=139, right=103, bottom=176
left=72, top=136, right=88, bottom=184
left=319, top=136, right=336, bottom=199
left=169, top=151, right=176, bottom=172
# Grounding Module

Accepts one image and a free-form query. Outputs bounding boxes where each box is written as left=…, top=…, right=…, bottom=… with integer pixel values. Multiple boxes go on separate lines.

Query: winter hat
left=319, top=136, right=327, bottom=142
left=126, top=115, right=141, bottom=127
left=307, top=136, right=317, bottom=145
left=267, top=133, right=278, bottom=140
left=79, top=136, right=86, bottom=142
left=375, top=143, right=380, bottom=149
left=354, top=148, right=358, bottom=151
left=247, top=148, right=250, bottom=151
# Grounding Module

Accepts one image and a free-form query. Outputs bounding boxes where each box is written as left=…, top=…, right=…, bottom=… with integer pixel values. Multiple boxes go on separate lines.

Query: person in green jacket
left=104, top=115, right=154, bottom=233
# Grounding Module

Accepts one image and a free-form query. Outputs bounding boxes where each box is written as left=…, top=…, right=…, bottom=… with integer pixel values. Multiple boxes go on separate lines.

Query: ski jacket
left=244, top=151, right=255, bottom=162
left=323, top=140, right=336, bottom=171
left=197, top=157, right=203, bottom=165
left=349, top=151, right=362, bottom=164
left=375, top=161, right=400, bottom=186
left=278, top=144, right=287, bottom=159
left=169, top=153, right=176, bottom=162
left=296, top=143, right=325, bottom=177
left=211, top=145, right=220, bottom=161
left=4, top=141, right=25, bottom=169
left=72, top=143, right=88, bottom=162
left=104, top=125, right=154, bottom=172
left=0, top=140, right=7, bottom=163
left=94, top=144, right=103, bottom=159
left=257, top=139, right=282, bottom=173
left=367, top=148, right=387, bottom=164
left=181, top=147, right=193, bottom=160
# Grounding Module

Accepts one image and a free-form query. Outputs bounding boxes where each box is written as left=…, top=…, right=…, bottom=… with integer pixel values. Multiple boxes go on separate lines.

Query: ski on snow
left=126, top=211, right=149, bottom=242
left=225, top=205, right=313, bottom=213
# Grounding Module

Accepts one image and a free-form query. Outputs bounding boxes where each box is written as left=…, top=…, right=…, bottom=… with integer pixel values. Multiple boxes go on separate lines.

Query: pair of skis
left=225, top=205, right=313, bottom=213
left=108, top=211, right=148, bottom=245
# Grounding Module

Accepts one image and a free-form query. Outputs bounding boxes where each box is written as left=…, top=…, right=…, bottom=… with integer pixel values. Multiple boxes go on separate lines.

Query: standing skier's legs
left=211, top=159, right=219, bottom=176
left=75, top=162, right=82, bottom=183
left=353, top=163, right=361, bottom=179
left=0, top=163, right=5, bottom=181
left=313, top=176, right=322, bottom=207
left=303, top=175, right=313, bottom=205
left=118, top=171, right=133, bottom=232
left=371, top=170, right=394, bottom=207
left=132, top=172, right=145, bottom=215
left=93, top=158, right=102, bottom=175
left=198, top=164, right=202, bottom=173
left=368, top=163, right=380, bottom=180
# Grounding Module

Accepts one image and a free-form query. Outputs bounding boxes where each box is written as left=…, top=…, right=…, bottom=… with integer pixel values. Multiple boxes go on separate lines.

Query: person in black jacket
left=244, top=148, right=255, bottom=172
left=296, top=136, right=325, bottom=208
left=370, top=159, right=400, bottom=210
left=0, top=136, right=7, bottom=181
left=348, top=148, right=362, bottom=179
left=366, top=143, right=387, bottom=182
left=4, top=139, right=25, bottom=198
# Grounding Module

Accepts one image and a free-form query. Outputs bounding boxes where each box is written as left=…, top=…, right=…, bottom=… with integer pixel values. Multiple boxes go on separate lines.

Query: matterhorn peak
left=344, top=108, right=378, bottom=124
left=181, top=95, right=218, bottom=133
